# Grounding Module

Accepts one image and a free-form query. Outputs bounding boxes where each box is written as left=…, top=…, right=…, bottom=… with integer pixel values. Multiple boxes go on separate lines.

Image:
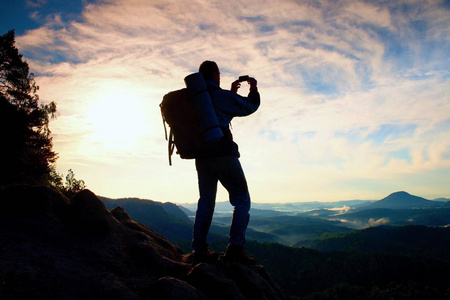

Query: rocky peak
left=364, top=191, right=437, bottom=209
left=0, top=185, right=287, bottom=299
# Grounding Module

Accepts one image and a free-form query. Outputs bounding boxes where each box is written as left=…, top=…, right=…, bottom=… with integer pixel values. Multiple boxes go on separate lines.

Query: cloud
left=369, top=218, right=390, bottom=227
left=344, top=2, right=393, bottom=29
left=26, top=0, right=47, bottom=9
left=327, top=206, right=351, bottom=214
left=13, top=0, right=450, bottom=202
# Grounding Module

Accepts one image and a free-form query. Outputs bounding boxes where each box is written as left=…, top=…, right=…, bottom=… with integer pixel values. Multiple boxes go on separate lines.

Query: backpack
left=160, top=88, right=202, bottom=165
left=160, top=72, right=223, bottom=165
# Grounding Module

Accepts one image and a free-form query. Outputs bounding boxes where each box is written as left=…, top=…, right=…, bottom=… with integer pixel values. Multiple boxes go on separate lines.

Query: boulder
left=152, top=276, right=207, bottom=300
left=69, top=189, right=119, bottom=234
left=0, top=185, right=288, bottom=299
left=187, top=263, right=246, bottom=300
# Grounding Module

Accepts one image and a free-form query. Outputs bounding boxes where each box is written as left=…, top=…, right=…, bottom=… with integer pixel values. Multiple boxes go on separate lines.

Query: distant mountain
left=340, top=207, right=450, bottom=227
left=181, top=200, right=375, bottom=215
left=249, top=208, right=290, bottom=218
left=250, top=200, right=375, bottom=212
left=359, top=191, right=440, bottom=210
left=178, top=204, right=195, bottom=216
left=299, top=208, right=342, bottom=218
left=286, top=191, right=450, bottom=232
left=98, top=192, right=449, bottom=249
left=100, top=197, right=191, bottom=222
left=99, top=196, right=193, bottom=242
left=249, top=215, right=354, bottom=246
left=181, top=201, right=234, bottom=214
left=327, top=191, right=450, bottom=228
left=433, top=197, right=450, bottom=202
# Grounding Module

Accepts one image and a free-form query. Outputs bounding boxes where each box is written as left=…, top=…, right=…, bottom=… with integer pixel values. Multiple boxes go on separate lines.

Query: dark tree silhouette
left=0, top=30, right=58, bottom=185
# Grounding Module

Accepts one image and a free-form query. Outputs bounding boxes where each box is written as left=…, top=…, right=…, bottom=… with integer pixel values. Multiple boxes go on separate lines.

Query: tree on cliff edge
left=0, top=30, right=58, bottom=185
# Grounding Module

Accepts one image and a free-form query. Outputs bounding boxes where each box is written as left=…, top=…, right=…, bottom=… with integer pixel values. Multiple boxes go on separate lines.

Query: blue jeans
left=192, top=156, right=250, bottom=253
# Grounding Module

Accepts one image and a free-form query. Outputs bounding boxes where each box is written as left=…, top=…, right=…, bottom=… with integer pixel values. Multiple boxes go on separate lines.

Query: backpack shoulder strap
left=160, top=103, right=168, bottom=141
left=160, top=101, right=174, bottom=166
left=168, top=128, right=175, bottom=166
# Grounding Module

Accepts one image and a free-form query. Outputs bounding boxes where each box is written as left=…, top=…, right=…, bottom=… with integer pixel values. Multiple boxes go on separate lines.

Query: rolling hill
left=98, top=191, right=450, bottom=249
left=99, top=196, right=193, bottom=243
left=301, top=225, right=450, bottom=262
left=357, top=191, right=441, bottom=210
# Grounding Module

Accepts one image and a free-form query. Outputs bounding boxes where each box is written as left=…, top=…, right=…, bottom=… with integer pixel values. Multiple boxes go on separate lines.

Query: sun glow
left=85, top=92, right=150, bottom=152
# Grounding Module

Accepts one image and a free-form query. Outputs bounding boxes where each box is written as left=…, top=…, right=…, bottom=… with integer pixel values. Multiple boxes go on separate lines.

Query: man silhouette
left=192, top=61, right=260, bottom=265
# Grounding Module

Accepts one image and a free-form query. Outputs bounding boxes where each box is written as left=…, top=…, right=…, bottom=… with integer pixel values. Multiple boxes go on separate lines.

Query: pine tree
left=0, top=30, right=58, bottom=185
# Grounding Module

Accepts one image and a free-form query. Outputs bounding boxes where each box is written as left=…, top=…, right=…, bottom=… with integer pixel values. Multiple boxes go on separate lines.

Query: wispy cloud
left=369, top=218, right=390, bottom=227
left=26, top=0, right=47, bottom=9
left=12, top=0, right=450, bottom=202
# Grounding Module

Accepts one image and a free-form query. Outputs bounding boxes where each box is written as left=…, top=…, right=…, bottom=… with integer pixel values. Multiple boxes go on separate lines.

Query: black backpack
left=160, top=88, right=203, bottom=165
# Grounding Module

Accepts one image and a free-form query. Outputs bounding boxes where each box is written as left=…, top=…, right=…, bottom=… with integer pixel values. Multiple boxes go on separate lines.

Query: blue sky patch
left=300, top=68, right=338, bottom=95
left=386, top=148, right=412, bottom=164
left=335, top=127, right=368, bottom=144
left=1, top=0, right=87, bottom=35
left=259, top=25, right=274, bottom=33
left=259, top=129, right=280, bottom=141
left=366, top=124, right=417, bottom=145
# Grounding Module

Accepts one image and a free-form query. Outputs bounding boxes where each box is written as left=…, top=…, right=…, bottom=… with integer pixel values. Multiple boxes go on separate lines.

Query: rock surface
left=0, top=185, right=287, bottom=299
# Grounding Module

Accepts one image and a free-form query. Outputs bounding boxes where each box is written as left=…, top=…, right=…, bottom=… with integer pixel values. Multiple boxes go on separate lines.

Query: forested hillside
left=244, top=240, right=450, bottom=299
left=98, top=195, right=450, bottom=299
left=303, top=225, right=450, bottom=260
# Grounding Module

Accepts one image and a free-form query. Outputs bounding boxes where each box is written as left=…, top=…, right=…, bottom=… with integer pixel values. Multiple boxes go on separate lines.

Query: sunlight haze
left=1, top=0, right=449, bottom=203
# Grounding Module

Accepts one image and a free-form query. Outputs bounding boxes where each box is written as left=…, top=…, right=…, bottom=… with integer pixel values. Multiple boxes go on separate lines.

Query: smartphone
left=238, top=75, right=250, bottom=82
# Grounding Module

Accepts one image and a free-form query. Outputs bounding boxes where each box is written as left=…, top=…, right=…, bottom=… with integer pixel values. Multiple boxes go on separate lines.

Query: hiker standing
left=192, top=61, right=260, bottom=265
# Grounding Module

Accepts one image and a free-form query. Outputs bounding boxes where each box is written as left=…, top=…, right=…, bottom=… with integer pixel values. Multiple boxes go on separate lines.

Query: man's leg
left=192, top=159, right=218, bottom=255
left=217, top=157, right=251, bottom=247
left=217, top=157, right=255, bottom=264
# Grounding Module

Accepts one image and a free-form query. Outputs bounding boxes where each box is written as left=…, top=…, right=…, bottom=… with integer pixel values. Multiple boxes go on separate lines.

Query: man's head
left=199, top=60, right=220, bottom=84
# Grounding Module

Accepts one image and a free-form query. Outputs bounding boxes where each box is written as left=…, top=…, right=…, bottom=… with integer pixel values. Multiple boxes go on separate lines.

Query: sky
left=1, top=0, right=450, bottom=204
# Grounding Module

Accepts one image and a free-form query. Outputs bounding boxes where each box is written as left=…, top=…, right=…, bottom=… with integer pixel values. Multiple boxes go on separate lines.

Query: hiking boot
left=191, top=249, right=219, bottom=266
left=223, top=245, right=256, bottom=265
